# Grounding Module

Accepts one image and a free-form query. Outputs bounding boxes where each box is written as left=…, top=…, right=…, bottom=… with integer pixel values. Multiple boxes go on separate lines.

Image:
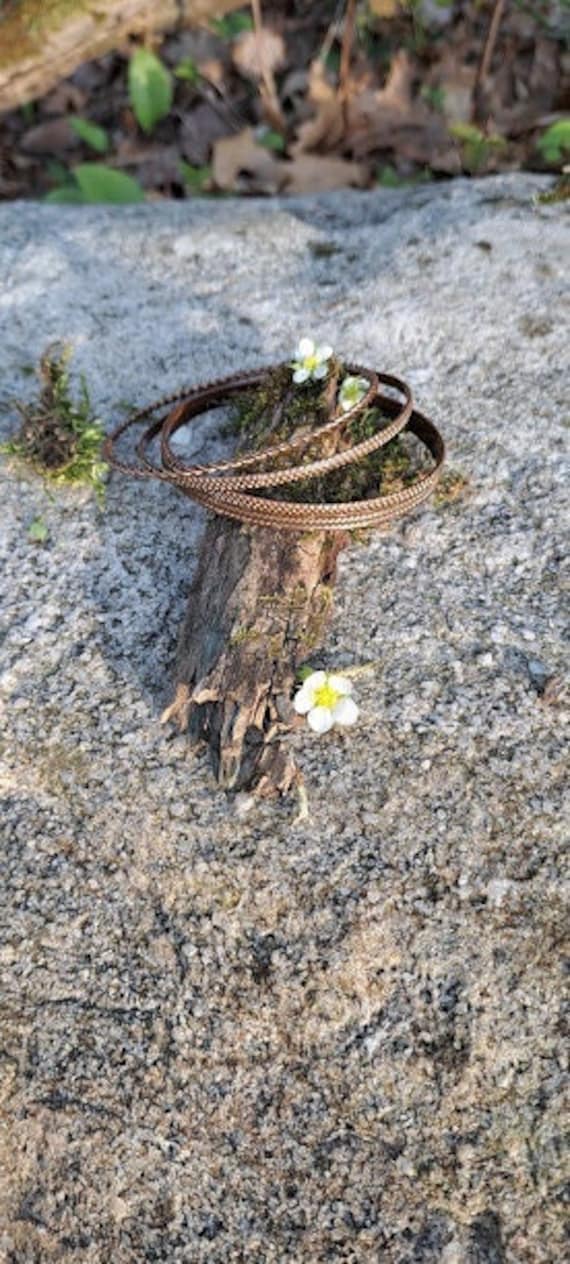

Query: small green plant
left=45, top=163, right=144, bottom=204
left=256, top=127, right=286, bottom=153
left=179, top=161, right=211, bottom=194
left=128, top=47, right=173, bottom=133
left=421, top=84, right=445, bottom=113
left=536, top=119, right=570, bottom=166
left=450, top=123, right=506, bottom=174
left=174, top=57, right=201, bottom=85
left=28, top=517, right=49, bottom=544
left=210, top=11, right=253, bottom=38
left=433, top=469, right=469, bottom=507
left=2, top=346, right=108, bottom=502
left=376, top=164, right=432, bottom=187
left=377, top=164, right=404, bottom=187
left=69, top=117, right=109, bottom=153
left=20, top=100, right=35, bottom=125
left=537, top=173, right=570, bottom=205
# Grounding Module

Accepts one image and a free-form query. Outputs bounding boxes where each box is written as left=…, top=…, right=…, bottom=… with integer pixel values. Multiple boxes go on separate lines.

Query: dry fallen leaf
left=180, top=102, right=235, bottom=167
left=282, top=154, right=369, bottom=194
left=433, top=50, right=476, bottom=125
left=294, top=99, right=345, bottom=154
left=349, top=91, right=460, bottom=172
left=345, top=51, right=460, bottom=174
left=529, top=36, right=560, bottom=109
left=307, top=58, right=337, bottom=104
left=20, top=117, right=80, bottom=155
left=291, top=60, right=342, bottom=154
left=212, top=127, right=285, bottom=193
left=41, top=82, right=87, bottom=115
left=295, top=51, right=417, bottom=158
left=232, top=29, right=286, bottom=82
left=378, top=49, right=415, bottom=109
left=198, top=58, right=226, bottom=89
left=368, top=0, right=401, bottom=16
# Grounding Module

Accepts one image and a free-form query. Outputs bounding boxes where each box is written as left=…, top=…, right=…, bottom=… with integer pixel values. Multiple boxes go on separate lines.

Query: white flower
left=291, top=337, right=333, bottom=385
left=293, top=671, right=359, bottom=734
left=338, top=375, right=369, bottom=412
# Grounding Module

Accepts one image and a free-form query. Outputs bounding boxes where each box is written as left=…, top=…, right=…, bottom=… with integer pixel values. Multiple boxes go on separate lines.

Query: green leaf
left=174, top=57, right=200, bottom=84
left=28, top=517, right=48, bottom=543
left=179, top=161, right=211, bottom=193
left=450, top=122, right=505, bottom=174
left=128, top=48, right=173, bottom=133
left=73, top=164, right=145, bottom=204
left=20, top=101, right=35, bottom=125
left=537, top=119, right=570, bottom=166
left=44, top=185, right=85, bottom=204
left=210, top=12, right=253, bottom=38
left=70, top=116, right=109, bottom=153
left=45, top=158, right=72, bottom=185
left=376, top=163, right=402, bottom=187
left=257, top=128, right=286, bottom=153
left=420, top=84, right=445, bottom=113
left=323, top=47, right=341, bottom=75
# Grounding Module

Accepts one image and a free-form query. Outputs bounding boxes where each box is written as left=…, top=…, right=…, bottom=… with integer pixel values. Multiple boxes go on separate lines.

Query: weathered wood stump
left=162, top=516, right=345, bottom=794
left=104, top=354, right=444, bottom=800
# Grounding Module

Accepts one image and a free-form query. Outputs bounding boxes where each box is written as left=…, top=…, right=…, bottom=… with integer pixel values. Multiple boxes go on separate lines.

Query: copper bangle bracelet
left=103, top=364, right=445, bottom=532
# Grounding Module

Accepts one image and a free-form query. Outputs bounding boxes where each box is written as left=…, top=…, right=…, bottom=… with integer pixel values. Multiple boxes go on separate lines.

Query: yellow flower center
left=313, top=681, right=340, bottom=710
left=304, top=354, right=319, bottom=371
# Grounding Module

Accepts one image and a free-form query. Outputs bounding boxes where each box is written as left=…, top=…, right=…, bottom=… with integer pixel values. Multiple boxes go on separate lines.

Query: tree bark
left=161, top=515, right=347, bottom=796
left=0, top=0, right=245, bottom=113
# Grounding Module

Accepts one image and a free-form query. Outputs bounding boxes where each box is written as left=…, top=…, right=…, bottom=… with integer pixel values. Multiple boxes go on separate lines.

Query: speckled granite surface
left=0, top=176, right=568, bottom=1262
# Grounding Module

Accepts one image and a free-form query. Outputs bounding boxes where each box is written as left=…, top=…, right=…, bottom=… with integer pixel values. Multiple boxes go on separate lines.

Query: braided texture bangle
left=103, top=364, right=445, bottom=532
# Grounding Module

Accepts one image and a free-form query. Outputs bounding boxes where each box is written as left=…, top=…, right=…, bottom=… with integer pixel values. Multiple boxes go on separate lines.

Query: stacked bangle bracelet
left=103, top=363, right=445, bottom=532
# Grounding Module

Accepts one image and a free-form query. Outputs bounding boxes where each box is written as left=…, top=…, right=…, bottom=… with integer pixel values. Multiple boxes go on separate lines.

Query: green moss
left=537, top=175, right=570, bottom=205
left=302, top=584, right=334, bottom=652
left=227, top=362, right=338, bottom=452
left=226, top=365, right=422, bottom=507
left=282, top=424, right=418, bottom=505
left=1, top=344, right=107, bottom=501
left=433, top=469, right=469, bottom=508
left=229, top=625, right=261, bottom=647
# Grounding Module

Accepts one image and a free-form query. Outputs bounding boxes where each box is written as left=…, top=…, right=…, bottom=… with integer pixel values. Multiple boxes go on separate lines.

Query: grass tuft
left=1, top=344, right=107, bottom=502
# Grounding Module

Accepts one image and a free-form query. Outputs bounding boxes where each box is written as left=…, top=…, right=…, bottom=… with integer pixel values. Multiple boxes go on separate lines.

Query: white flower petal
left=307, top=706, right=334, bottom=734
left=297, top=337, right=314, bottom=358
left=294, top=688, right=313, bottom=714
left=312, top=363, right=329, bottom=380
left=293, top=367, right=310, bottom=383
left=316, top=344, right=333, bottom=362
left=331, top=697, right=359, bottom=726
left=340, top=398, right=353, bottom=412
left=327, top=674, right=352, bottom=696
left=302, top=670, right=326, bottom=691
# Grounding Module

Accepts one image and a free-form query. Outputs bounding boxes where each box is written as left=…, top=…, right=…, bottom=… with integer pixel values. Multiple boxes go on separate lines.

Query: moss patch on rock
left=2, top=344, right=107, bottom=500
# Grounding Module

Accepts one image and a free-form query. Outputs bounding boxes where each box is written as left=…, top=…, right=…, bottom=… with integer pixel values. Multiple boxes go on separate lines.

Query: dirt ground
left=0, top=1, right=568, bottom=202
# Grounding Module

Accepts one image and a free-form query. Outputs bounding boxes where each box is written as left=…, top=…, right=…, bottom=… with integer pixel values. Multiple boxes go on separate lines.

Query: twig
left=251, top=0, right=285, bottom=132
left=339, top=0, right=357, bottom=106
left=475, top=0, right=507, bottom=100
left=317, top=0, right=345, bottom=68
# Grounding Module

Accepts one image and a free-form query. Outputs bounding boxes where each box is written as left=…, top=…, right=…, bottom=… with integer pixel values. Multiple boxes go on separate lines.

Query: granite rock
left=0, top=176, right=568, bottom=1262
